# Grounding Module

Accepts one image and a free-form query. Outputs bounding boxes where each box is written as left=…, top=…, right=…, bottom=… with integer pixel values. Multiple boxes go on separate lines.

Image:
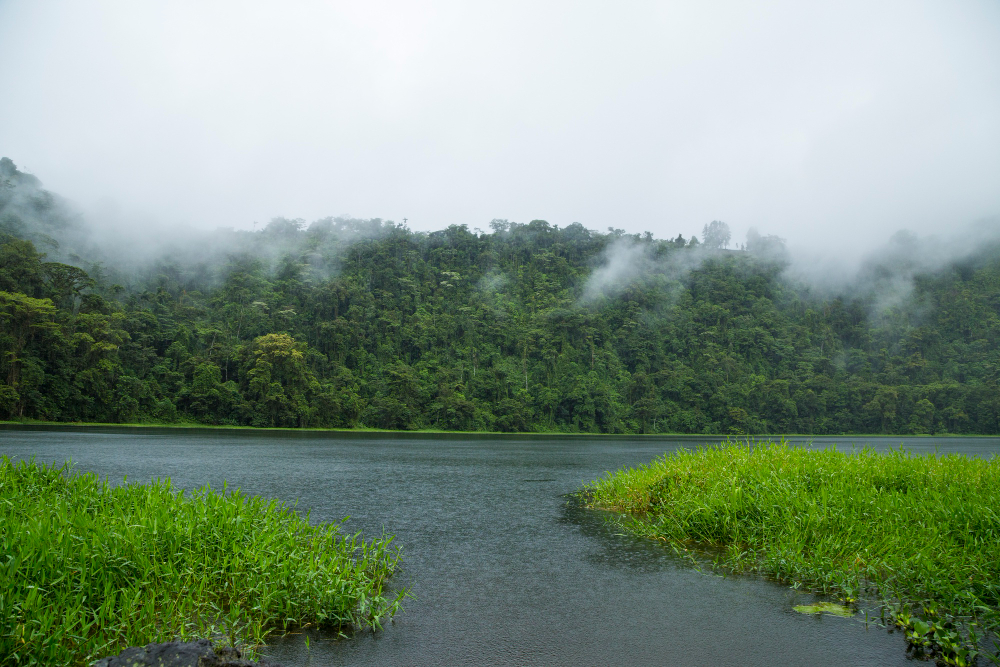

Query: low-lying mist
left=1, top=157, right=407, bottom=292
left=581, top=217, right=1000, bottom=317
left=3, top=156, right=998, bottom=315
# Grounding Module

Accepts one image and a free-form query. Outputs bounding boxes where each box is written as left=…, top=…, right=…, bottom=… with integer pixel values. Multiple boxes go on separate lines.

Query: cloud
left=581, top=240, right=656, bottom=302
left=581, top=218, right=1000, bottom=319
left=581, top=237, right=725, bottom=304
left=785, top=218, right=1000, bottom=309
left=1, top=0, right=997, bottom=258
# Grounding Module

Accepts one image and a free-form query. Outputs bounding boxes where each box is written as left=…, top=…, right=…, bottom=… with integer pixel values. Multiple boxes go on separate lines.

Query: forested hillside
left=2, top=158, right=998, bottom=434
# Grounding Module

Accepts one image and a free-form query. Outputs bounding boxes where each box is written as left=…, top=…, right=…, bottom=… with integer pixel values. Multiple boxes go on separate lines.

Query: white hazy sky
left=1, top=1, right=998, bottom=253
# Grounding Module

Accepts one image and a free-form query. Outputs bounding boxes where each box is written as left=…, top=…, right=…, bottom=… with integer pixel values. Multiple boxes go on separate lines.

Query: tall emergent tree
left=702, top=220, right=731, bottom=249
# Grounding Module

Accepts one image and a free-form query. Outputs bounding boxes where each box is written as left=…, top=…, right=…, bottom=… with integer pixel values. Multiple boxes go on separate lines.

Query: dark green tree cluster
left=1, top=158, right=998, bottom=434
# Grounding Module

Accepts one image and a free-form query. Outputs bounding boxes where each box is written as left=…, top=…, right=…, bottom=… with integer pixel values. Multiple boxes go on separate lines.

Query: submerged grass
left=582, top=440, right=1000, bottom=666
left=0, top=456, right=404, bottom=666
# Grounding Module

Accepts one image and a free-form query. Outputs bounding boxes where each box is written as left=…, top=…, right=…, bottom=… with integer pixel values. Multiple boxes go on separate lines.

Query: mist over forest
left=2, top=157, right=998, bottom=434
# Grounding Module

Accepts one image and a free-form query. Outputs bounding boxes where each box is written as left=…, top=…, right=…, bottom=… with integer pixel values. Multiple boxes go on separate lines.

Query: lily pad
left=793, top=602, right=854, bottom=617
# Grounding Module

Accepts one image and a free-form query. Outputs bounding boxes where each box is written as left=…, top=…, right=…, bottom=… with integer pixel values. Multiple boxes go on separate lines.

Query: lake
left=3, top=427, right=997, bottom=666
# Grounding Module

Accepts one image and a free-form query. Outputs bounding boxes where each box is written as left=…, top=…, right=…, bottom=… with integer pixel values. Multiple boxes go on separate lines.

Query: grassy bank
left=582, top=440, right=999, bottom=665
left=0, top=457, right=404, bottom=666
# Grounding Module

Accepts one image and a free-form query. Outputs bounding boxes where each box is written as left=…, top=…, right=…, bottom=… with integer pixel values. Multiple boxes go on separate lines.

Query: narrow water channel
left=4, top=428, right=995, bottom=665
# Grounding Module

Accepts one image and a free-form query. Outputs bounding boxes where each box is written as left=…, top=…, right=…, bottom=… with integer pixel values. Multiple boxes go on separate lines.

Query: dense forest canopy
left=1, top=157, right=998, bottom=434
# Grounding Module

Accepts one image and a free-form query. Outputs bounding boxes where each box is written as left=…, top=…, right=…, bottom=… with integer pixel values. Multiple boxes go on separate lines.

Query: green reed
left=0, top=456, right=404, bottom=666
left=582, top=440, right=1000, bottom=666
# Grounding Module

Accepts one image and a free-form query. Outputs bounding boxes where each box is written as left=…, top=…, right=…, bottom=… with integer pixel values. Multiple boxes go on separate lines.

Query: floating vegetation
left=582, top=440, right=1000, bottom=665
left=793, top=602, right=854, bottom=617
left=0, top=457, right=404, bottom=666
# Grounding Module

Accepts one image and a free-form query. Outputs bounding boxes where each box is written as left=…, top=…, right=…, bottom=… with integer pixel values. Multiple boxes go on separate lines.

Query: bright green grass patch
left=0, top=456, right=404, bottom=666
left=582, top=440, right=999, bottom=664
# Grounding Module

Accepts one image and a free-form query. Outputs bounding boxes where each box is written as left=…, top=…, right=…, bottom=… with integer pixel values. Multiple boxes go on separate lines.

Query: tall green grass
left=583, top=440, right=999, bottom=665
left=0, top=456, right=404, bottom=666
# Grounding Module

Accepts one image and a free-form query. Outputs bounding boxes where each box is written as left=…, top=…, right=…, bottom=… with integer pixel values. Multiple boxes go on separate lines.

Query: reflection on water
left=3, top=427, right=993, bottom=666
left=559, top=494, right=688, bottom=573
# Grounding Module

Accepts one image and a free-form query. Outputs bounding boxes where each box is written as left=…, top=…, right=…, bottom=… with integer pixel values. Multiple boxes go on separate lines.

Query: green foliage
left=582, top=441, right=1000, bottom=664
left=1, top=158, right=999, bottom=433
left=241, top=333, right=319, bottom=427
left=0, top=456, right=403, bottom=666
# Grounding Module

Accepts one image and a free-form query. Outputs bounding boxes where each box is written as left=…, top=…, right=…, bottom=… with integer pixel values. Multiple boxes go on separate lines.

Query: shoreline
left=2, top=420, right=993, bottom=440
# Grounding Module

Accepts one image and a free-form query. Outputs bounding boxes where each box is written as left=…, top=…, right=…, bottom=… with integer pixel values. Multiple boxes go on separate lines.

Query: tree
left=242, top=333, right=319, bottom=427
left=0, top=291, right=59, bottom=417
left=702, top=220, right=731, bottom=249
left=908, top=398, right=935, bottom=434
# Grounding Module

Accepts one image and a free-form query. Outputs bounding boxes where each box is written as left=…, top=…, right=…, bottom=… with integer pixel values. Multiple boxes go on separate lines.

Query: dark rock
left=93, top=639, right=283, bottom=667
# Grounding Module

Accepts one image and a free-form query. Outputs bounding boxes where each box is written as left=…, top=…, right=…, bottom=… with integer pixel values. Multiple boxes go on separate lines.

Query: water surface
left=4, top=428, right=995, bottom=666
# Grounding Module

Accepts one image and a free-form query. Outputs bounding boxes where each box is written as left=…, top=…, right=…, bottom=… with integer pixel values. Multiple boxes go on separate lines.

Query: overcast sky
left=1, top=1, right=998, bottom=253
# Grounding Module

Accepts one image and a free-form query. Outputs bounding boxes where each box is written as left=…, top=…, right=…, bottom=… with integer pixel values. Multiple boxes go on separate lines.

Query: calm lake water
left=3, top=427, right=997, bottom=666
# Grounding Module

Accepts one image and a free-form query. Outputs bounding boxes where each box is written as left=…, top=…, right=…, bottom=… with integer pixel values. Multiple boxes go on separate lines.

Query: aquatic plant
left=0, top=456, right=404, bottom=666
left=792, top=602, right=853, bottom=617
left=582, top=440, right=1000, bottom=665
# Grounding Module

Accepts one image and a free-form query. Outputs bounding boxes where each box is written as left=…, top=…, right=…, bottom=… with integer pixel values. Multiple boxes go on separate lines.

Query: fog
left=1, top=1, right=998, bottom=259
left=581, top=218, right=1000, bottom=314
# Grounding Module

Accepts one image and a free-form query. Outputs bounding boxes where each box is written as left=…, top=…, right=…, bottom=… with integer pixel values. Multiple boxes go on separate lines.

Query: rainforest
left=2, top=157, right=998, bottom=435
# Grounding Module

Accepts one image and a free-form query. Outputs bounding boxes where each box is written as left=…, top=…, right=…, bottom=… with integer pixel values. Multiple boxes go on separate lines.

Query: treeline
left=1, top=157, right=998, bottom=434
